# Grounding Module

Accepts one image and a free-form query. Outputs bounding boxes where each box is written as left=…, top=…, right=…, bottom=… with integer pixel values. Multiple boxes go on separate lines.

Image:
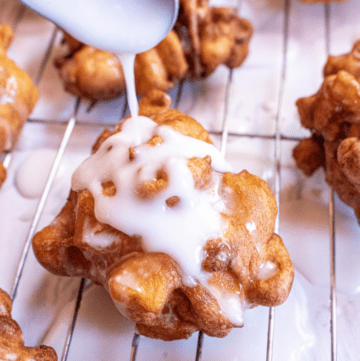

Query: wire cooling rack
left=1, top=0, right=360, bottom=360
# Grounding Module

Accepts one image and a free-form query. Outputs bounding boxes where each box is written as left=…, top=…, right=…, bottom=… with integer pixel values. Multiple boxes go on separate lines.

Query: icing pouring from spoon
left=21, top=0, right=179, bottom=144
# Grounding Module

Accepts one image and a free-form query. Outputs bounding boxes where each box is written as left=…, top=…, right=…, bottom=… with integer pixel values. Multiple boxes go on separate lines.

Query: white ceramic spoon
left=20, top=0, right=179, bottom=53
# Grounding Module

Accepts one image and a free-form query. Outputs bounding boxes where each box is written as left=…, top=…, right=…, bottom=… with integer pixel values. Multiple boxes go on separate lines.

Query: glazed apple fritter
left=33, top=90, right=294, bottom=341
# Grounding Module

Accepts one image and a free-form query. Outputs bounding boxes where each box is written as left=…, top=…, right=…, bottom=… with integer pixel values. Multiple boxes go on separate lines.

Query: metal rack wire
left=0, top=0, right=342, bottom=360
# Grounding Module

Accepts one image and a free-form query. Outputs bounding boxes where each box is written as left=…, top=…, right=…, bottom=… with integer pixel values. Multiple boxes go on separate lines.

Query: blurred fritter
left=324, top=40, right=360, bottom=79
left=294, top=69, right=360, bottom=222
left=0, top=288, right=57, bottom=361
left=54, top=45, right=126, bottom=101
left=175, top=0, right=253, bottom=78
left=0, top=25, right=38, bottom=187
left=33, top=90, right=294, bottom=341
left=54, top=30, right=188, bottom=102
left=0, top=24, right=13, bottom=49
left=54, top=1, right=252, bottom=102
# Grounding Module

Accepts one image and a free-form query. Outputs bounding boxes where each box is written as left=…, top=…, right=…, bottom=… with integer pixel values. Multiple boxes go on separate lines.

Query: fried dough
left=0, top=25, right=38, bottom=187
left=33, top=90, right=293, bottom=340
left=0, top=288, right=57, bottom=361
left=294, top=66, right=360, bottom=222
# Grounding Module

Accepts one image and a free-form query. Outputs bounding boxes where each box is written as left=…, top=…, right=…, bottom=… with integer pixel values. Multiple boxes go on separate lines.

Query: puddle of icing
left=15, top=148, right=65, bottom=198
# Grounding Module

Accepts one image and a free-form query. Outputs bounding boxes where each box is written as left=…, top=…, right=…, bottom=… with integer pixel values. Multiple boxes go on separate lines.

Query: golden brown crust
left=324, top=40, right=360, bottom=79
left=324, top=139, right=360, bottom=221
left=0, top=25, right=38, bottom=187
left=136, top=289, right=198, bottom=340
left=338, top=137, right=360, bottom=190
left=155, top=30, right=189, bottom=82
left=175, top=2, right=252, bottom=78
left=0, top=162, right=6, bottom=188
left=0, top=288, right=57, bottom=361
left=153, top=108, right=213, bottom=144
left=54, top=2, right=252, bottom=102
left=294, top=46, right=360, bottom=222
left=54, top=46, right=126, bottom=101
left=243, top=234, right=294, bottom=306
left=134, top=48, right=174, bottom=96
left=55, top=30, right=187, bottom=101
left=33, top=90, right=293, bottom=340
left=0, top=24, right=13, bottom=50
left=293, top=136, right=325, bottom=177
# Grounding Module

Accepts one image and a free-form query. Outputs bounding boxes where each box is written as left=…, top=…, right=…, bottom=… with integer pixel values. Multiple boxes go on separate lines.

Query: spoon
left=19, top=0, right=179, bottom=53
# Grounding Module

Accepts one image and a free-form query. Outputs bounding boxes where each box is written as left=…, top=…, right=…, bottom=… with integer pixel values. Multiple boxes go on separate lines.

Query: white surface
left=0, top=0, right=360, bottom=360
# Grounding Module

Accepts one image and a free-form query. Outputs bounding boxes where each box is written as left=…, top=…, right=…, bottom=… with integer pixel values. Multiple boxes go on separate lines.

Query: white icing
left=217, top=295, right=243, bottom=326
left=216, top=251, right=229, bottom=262
left=15, top=149, right=65, bottom=198
left=117, top=53, right=141, bottom=144
left=5, top=75, right=17, bottom=101
left=257, top=261, right=278, bottom=281
left=0, top=94, right=14, bottom=105
left=0, top=304, right=6, bottom=315
left=4, top=354, right=18, bottom=361
left=72, top=116, right=232, bottom=278
left=115, top=273, right=142, bottom=294
left=0, top=71, right=17, bottom=104
left=200, top=274, right=244, bottom=326
left=246, top=220, right=256, bottom=234
left=82, top=218, right=118, bottom=249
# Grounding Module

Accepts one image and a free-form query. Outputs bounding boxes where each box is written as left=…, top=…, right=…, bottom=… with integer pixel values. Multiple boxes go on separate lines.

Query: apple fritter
left=294, top=69, right=360, bottom=222
left=33, top=90, right=293, bottom=341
